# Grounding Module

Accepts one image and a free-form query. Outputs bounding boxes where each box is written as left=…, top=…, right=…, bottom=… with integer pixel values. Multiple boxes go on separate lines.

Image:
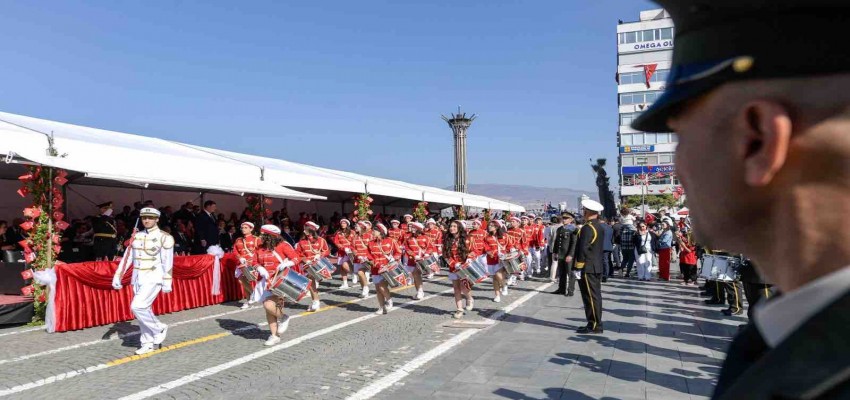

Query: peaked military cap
left=632, top=0, right=850, bottom=132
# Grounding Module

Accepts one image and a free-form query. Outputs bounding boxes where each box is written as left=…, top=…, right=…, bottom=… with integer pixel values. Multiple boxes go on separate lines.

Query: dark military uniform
left=575, top=218, right=605, bottom=333
left=552, top=223, right=578, bottom=296
left=738, top=258, right=776, bottom=321
left=92, top=204, right=118, bottom=261
left=631, top=1, right=850, bottom=398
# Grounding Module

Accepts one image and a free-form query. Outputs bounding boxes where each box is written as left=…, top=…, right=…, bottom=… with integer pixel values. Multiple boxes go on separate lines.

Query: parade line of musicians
left=111, top=200, right=612, bottom=354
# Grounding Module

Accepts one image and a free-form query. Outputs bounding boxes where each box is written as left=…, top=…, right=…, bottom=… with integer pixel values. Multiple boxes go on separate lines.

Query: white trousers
left=131, top=282, right=166, bottom=346
left=636, top=252, right=653, bottom=280
left=529, top=248, right=542, bottom=272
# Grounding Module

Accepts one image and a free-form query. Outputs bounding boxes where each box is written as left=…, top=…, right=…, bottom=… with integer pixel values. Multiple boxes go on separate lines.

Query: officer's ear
left=737, top=100, right=793, bottom=187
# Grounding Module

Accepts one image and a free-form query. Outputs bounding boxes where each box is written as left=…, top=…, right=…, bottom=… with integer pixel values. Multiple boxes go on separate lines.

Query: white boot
left=385, top=299, right=394, bottom=311
left=501, top=285, right=509, bottom=296
left=427, top=272, right=435, bottom=280
left=153, top=325, right=168, bottom=345
left=135, top=343, right=155, bottom=355
left=240, top=302, right=251, bottom=309
left=339, top=281, right=350, bottom=290
left=352, top=275, right=359, bottom=284
left=264, top=335, right=281, bottom=346
left=309, top=300, right=321, bottom=311
left=416, top=288, right=424, bottom=300
left=361, top=286, right=369, bottom=298
left=493, top=294, right=501, bottom=303
left=374, top=307, right=385, bottom=315
left=465, top=298, right=474, bottom=311
left=278, top=315, right=290, bottom=333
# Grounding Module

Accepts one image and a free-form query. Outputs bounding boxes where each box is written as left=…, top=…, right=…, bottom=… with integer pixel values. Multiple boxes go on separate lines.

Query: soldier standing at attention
left=92, top=201, right=118, bottom=261
left=575, top=200, right=605, bottom=334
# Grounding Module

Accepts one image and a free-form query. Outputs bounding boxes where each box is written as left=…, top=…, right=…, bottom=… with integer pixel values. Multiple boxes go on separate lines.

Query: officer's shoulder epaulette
left=161, top=232, right=175, bottom=249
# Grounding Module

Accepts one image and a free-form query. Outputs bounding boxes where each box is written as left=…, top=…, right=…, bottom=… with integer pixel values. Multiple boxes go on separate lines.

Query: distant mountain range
left=456, top=184, right=599, bottom=211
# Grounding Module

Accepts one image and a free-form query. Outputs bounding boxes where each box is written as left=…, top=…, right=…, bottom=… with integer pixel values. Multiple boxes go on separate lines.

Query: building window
left=621, top=133, right=633, bottom=146
left=659, top=154, right=672, bottom=163
left=618, top=27, right=674, bottom=45
left=620, top=112, right=642, bottom=126
left=633, top=133, right=645, bottom=145
left=619, top=90, right=664, bottom=105
left=645, top=133, right=656, bottom=145
left=618, top=69, right=669, bottom=85
left=622, top=155, right=634, bottom=165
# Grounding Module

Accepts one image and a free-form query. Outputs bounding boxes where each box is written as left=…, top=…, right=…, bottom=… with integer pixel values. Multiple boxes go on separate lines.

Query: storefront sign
left=620, top=145, right=655, bottom=153
left=622, top=164, right=675, bottom=174
left=618, top=39, right=674, bottom=54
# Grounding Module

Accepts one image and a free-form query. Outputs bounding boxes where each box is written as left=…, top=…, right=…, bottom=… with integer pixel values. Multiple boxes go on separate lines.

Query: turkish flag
left=21, top=269, right=34, bottom=280
left=21, top=285, right=35, bottom=296
left=643, top=64, right=658, bottom=88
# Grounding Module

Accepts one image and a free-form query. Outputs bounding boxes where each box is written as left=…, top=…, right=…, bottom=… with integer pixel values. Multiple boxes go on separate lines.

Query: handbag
left=637, top=234, right=649, bottom=255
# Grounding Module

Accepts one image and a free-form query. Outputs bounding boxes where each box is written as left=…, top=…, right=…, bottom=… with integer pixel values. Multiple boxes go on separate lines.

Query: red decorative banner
left=643, top=64, right=658, bottom=88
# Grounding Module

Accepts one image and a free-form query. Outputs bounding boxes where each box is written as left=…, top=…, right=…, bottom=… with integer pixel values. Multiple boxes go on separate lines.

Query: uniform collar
left=755, top=266, right=850, bottom=347
left=145, top=226, right=160, bottom=234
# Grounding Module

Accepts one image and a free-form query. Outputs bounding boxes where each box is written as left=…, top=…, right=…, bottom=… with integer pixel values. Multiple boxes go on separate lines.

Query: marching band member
left=367, top=223, right=402, bottom=315
left=530, top=216, right=546, bottom=276
left=423, top=218, right=443, bottom=279
left=352, top=220, right=373, bottom=298
left=403, top=222, right=437, bottom=300
left=400, top=214, right=414, bottom=234
left=332, top=219, right=356, bottom=289
left=295, top=221, right=330, bottom=312
left=232, top=222, right=262, bottom=309
left=469, top=219, right=487, bottom=264
left=507, top=216, right=529, bottom=284
left=522, top=216, right=538, bottom=276
left=388, top=219, right=405, bottom=244
left=484, top=220, right=514, bottom=302
left=111, top=207, right=174, bottom=355
left=254, top=224, right=300, bottom=346
left=444, top=220, right=475, bottom=318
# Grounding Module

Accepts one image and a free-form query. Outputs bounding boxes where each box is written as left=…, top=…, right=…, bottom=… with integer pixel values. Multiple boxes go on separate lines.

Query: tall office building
left=616, top=9, right=679, bottom=201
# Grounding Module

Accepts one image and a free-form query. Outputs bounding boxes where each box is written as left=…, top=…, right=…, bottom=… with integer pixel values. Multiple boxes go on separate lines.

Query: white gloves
left=510, top=248, right=517, bottom=253
left=432, top=252, right=439, bottom=258
left=344, top=248, right=351, bottom=253
left=238, top=257, right=247, bottom=265
left=574, top=270, right=582, bottom=280
left=358, top=256, right=367, bottom=263
left=112, top=275, right=122, bottom=290
left=258, top=267, right=270, bottom=279
left=162, top=279, right=172, bottom=293
left=454, top=263, right=461, bottom=269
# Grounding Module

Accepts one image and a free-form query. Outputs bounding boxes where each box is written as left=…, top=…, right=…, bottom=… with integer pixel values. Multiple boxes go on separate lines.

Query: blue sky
left=0, top=0, right=656, bottom=191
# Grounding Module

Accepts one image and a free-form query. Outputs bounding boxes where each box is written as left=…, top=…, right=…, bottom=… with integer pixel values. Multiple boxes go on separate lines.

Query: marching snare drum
left=269, top=268, right=310, bottom=303
left=416, top=254, right=441, bottom=275
left=499, top=252, right=526, bottom=275
left=700, top=254, right=741, bottom=281
left=306, top=258, right=337, bottom=282
left=239, top=265, right=259, bottom=282
left=380, top=261, right=411, bottom=288
left=457, top=258, right=490, bottom=284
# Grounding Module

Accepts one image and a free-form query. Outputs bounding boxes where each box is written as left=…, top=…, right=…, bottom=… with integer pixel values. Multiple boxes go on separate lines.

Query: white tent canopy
left=0, top=111, right=525, bottom=213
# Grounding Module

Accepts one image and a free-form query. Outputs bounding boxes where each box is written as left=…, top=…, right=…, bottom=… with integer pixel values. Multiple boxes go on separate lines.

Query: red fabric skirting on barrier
left=53, top=254, right=244, bottom=332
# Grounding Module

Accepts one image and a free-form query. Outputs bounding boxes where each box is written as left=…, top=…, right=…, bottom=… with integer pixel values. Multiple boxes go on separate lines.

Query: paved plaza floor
left=0, top=271, right=744, bottom=400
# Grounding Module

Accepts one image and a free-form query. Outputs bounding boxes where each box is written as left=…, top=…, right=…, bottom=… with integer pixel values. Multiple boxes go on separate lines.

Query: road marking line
left=116, top=287, right=456, bottom=400
left=0, top=278, right=445, bottom=366
left=346, top=281, right=554, bottom=400
left=0, top=283, right=451, bottom=397
left=0, top=326, right=45, bottom=338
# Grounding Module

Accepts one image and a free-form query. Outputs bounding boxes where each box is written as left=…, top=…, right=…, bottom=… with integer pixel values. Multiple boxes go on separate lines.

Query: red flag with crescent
left=643, top=64, right=658, bottom=88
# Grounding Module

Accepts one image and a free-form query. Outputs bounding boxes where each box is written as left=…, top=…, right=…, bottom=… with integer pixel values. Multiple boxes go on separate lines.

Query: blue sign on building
left=620, top=145, right=655, bottom=153
left=622, top=164, right=675, bottom=174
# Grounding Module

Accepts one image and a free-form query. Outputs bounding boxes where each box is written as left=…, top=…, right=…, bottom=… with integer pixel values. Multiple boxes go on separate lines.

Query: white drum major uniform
left=111, top=207, right=174, bottom=355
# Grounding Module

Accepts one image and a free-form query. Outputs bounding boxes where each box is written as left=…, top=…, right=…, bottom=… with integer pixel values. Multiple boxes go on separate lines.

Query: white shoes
left=278, top=315, right=290, bottom=333
left=339, top=282, right=350, bottom=290
left=240, top=302, right=251, bottom=309
left=352, top=275, right=359, bottom=284
left=374, top=308, right=386, bottom=315
left=501, top=285, right=509, bottom=296
left=508, top=275, right=517, bottom=286
left=416, top=289, right=424, bottom=300
left=264, top=334, right=281, bottom=346
left=361, top=287, right=369, bottom=298
left=465, top=298, right=474, bottom=311
left=135, top=343, right=155, bottom=355
left=385, top=299, right=394, bottom=311
left=309, top=300, right=321, bottom=311
left=493, top=294, right=501, bottom=303
left=153, top=325, right=168, bottom=345
left=427, top=272, right=435, bottom=280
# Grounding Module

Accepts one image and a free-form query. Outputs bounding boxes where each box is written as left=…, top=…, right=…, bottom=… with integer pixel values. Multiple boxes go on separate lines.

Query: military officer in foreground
left=92, top=201, right=118, bottom=261
left=551, top=211, right=577, bottom=296
left=632, top=1, right=850, bottom=398
left=112, top=207, right=174, bottom=355
left=575, top=199, right=605, bottom=334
